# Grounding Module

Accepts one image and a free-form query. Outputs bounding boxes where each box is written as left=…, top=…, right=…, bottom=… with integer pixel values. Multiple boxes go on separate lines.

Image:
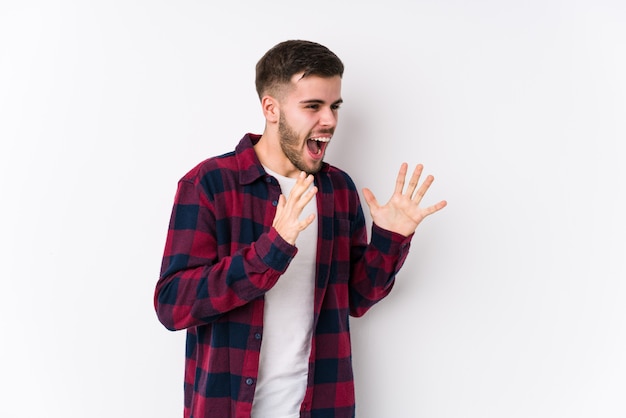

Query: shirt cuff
left=371, top=223, right=413, bottom=254
left=255, top=227, right=298, bottom=272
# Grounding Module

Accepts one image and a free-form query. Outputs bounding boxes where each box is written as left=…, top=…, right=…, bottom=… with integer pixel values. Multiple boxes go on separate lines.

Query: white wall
left=1, top=1, right=624, bottom=417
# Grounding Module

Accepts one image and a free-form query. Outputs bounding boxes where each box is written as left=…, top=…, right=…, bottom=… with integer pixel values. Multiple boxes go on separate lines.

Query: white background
left=1, top=1, right=625, bottom=417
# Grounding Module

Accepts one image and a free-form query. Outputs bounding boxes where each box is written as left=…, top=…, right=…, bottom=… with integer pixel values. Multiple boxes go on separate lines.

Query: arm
left=348, top=204, right=413, bottom=317
left=154, top=178, right=297, bottom=331
left=349, top=163, right=446, bottom=316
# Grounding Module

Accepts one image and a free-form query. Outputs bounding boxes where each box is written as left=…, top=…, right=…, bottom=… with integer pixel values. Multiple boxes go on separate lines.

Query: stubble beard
left=278, top=113, right=323, bottom=175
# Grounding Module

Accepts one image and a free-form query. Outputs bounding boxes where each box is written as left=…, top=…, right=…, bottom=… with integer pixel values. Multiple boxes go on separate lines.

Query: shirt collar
left=235, top=133, right=266, bottom=185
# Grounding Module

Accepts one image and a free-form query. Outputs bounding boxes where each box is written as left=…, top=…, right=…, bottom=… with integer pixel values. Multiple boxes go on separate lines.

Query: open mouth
left=306, top=136, right=331, bottom=157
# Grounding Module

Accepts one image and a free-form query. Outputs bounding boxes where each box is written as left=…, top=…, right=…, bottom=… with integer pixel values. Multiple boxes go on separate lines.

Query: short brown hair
left=255, top=40, right=344, bottom=100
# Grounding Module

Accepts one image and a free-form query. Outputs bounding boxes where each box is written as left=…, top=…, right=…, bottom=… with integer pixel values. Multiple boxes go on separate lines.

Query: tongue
left=307, top=139, right=321, bottom=154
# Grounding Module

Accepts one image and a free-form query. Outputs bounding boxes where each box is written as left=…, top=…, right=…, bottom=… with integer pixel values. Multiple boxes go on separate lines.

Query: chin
left=303, top=160, right=324, bottom=175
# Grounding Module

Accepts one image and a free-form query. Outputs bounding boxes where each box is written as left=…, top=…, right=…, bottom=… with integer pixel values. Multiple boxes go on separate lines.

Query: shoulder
left=178, top=134, right=262, bottom=193
left=175, top=150, right=242, bottom=201
left=180, top=150, right=236, bottom=182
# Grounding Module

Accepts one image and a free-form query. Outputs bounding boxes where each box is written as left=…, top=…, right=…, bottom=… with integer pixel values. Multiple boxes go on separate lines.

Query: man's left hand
left=362, top=163, right=447, bottom=237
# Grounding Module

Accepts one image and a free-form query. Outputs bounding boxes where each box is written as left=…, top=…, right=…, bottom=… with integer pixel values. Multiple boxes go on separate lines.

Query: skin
left=254, top=73, right=447, bottom=245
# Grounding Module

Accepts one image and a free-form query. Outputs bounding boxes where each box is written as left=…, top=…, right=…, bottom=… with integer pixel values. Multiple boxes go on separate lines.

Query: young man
left=155, top=39, right=447, bottom=418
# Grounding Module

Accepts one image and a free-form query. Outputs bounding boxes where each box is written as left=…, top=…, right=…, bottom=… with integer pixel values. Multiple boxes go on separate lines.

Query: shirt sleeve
left=154, top=177, right=297, bottom=331
left=348, top=208, right=413, bottom=317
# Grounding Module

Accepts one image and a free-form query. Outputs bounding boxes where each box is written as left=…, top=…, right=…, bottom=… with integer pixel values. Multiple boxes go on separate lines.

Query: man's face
left=278, top=74, right=342, bottom=175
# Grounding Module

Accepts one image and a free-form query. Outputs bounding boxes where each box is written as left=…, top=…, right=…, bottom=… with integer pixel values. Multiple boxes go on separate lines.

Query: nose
left=319, top=107, right=337, bottom=127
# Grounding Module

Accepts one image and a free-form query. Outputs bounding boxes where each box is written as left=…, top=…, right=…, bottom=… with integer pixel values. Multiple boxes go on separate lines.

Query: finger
left=362, top=187, right=379, bottom=210
left=406, top=164, right=424, bottom=197
left=285, top=172, right=306, bottom=201
left=393, top=163, right=408, bottom=195
left=422, top=199, right=448, bottom=217
left=300, top=213, right=316, bottom=230
left=298, top=185, right=318, bottom=208
left=280, top=177, right=317, bottom=228
left=296, top=172, right=314, bottom=189
left=413, top=174, right=435, bottom=203
left=288, top=172, right=315, bottom=203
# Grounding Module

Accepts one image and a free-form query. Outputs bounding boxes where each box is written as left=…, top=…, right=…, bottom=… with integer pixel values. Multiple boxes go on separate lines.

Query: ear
left=261, top=95, right=280, bottom=123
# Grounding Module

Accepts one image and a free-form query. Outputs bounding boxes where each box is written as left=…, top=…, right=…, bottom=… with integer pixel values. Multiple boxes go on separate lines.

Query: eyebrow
left=299, top=98, right=344, bottom=106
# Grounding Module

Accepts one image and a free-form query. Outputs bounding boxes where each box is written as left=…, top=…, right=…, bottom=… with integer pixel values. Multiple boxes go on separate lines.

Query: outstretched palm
left=362, top=163, right=447, bottom=237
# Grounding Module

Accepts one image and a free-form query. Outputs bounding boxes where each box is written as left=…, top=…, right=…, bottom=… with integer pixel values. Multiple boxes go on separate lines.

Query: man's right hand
left=272, top=171, right=317, bottom=245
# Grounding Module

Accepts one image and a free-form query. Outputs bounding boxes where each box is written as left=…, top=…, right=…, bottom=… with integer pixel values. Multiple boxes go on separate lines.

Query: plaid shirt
left=155, top=134, right=412, bottom=418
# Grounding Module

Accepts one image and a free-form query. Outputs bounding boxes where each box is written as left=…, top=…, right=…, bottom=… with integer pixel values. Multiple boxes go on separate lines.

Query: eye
left=306, top=104, right=320, bottom=110
left=331, top=103, right=341, bottom=111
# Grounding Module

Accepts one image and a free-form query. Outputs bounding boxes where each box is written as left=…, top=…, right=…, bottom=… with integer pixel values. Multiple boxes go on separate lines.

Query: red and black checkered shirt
left=155, top=134, right=412, bottom=418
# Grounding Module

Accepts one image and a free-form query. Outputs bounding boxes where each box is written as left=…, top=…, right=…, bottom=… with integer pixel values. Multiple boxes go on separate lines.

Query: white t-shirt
left=251, top=169, right=318, bottom=417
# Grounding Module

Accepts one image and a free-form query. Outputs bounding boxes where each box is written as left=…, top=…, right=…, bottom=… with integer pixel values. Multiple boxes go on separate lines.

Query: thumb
left=362, top=188, right=379, bottom=210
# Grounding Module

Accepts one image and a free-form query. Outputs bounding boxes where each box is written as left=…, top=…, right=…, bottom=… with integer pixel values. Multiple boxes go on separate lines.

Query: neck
left=254, top=132, right=299, bottom=178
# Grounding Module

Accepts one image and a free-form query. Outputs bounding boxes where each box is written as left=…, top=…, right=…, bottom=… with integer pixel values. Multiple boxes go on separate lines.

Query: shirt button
left=272, top=200, right=278, bottom=206
left=254, top=333, right=262, bottom=340
left=245, top=378, right=254, bottom=385
left=265, top=177, right=272, bottom=183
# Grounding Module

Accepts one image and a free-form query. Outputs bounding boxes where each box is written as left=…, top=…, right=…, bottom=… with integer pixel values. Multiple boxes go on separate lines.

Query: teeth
left=309, top=137, right=330, bottom=155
